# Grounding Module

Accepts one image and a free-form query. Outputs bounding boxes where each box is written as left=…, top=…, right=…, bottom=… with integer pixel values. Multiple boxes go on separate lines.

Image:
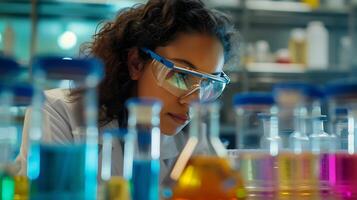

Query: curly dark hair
left=80, top=0, right=238, bottom=127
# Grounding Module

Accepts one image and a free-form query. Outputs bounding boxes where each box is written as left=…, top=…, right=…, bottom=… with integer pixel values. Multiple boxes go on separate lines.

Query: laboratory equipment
left=28, top=56, right=103, bottom=199
left=170, top=101, right=246, bottom=200
left=273, top=82, right=319, bottom=196
left=232, top=92, right=278, bottom=196
left=0, top=57, right=28, bottom=200
left=126, top=98, right=162, bottom=200
left=325, top=80, right=357, bottom=198
left=99, top=129, right=131, bottom=200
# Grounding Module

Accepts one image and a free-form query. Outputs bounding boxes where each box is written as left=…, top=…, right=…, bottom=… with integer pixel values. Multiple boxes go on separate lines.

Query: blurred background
left=0, top=0, right=356, bottom=147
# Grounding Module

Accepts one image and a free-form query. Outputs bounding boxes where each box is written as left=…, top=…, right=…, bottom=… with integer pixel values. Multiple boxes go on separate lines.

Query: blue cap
left=0, top=56, right=21, bottom=78
left=0, top=83, right=33, bottom=106
left=12, top=83, right=34, bottom=106
left=12, top=84, right=33, bottom=97
left=324, top=79, right=357, bottom=97
left=233, top=92, right=274, bottom=106
left=335, top=108, right=348, bottom=115
left=273, top=82, right=323, bottom=99
left=32, top=56, right=104, bottom=81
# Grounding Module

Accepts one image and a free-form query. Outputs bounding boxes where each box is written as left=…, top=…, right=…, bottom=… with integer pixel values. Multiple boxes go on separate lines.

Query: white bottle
left=306, top=21, right=329, bottom=70
left=255, top=40, right=271, bottom=63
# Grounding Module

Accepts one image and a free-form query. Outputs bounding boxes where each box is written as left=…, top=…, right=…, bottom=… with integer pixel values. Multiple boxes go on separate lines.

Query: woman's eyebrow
left=170, top=58, right=222, bottom=76
left=170, top=58, right=197, bottom=70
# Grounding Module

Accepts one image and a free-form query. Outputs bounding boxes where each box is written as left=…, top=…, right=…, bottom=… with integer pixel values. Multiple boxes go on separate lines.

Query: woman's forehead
left=156, top=33, right=225, bottom=74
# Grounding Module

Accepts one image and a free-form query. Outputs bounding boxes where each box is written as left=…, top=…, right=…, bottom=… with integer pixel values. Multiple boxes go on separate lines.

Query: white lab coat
left=16, top=89, right=187, bottom=182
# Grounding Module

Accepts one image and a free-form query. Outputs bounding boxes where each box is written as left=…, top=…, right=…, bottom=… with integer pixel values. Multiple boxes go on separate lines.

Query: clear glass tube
left=126, top=98, right=162, bottom=200
left=28, top=57, right=103, bottom=200
left=308, top=115, right=336, bottom=194
left=288, top=108, right=310, bottom=153
left=98, top=129, right=131, bottom=200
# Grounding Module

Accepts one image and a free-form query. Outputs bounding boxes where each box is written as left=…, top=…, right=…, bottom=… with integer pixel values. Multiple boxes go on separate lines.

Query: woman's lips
left=168, top=113, right=189, bottom=124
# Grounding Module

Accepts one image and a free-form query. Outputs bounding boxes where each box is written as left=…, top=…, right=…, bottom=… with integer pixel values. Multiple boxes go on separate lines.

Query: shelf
left=214, top=1, right=349, bottom=28
left=0, top=0, right=145, bottom=20
left=226, top=64, right=352, bottom=85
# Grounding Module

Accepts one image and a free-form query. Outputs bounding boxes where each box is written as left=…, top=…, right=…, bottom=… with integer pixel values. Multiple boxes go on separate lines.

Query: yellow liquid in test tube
left=277, top=152, right=318, bottom=196
left=13, top=175, right=29, bottom=200
left=104, top=176, right=131, bottom=200
left=172, top=155, right=246, bottom=200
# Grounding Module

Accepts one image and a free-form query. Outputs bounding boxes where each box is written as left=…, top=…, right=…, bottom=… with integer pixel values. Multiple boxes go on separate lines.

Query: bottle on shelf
left=289, top=28, right=307, bottom=66
left=306, top=21, right=329, bottom=70
left=339, top=36, right=352, bottom=71
left=303, top=0, right=321, bottom=9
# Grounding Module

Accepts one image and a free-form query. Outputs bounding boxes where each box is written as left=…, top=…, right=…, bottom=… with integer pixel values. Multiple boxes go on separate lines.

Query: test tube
left=126, top=98, right=162, bottom=200
left=99, top=129, right=131, bottom=200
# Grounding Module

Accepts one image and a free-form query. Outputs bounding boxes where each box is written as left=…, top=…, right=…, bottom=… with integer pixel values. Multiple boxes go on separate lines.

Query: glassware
left=231, top=92, right=278, bottom=196
left=126, top=98, right=162, bottom=200
left=234, top=92, right=276, bottom=149
left=0, top=57, right=28, bottom=200
left=169, top=101, right=246, bottom=200
left=0, top=84, right=33, bottom=200
left=309, top=115, right=336, bottom=194
left=99, top=129, right=131, bottom=200
left=325, top=80, right=357, bottom=198
left=273, top=82, right=319, bottom=196
left=273, top=82, right=323, bottom=147
left=27, top=56, right=103, bottom=199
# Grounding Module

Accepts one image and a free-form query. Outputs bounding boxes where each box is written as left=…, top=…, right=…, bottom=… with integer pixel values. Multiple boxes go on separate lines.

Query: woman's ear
left=128, top=48, right=145, bottom=80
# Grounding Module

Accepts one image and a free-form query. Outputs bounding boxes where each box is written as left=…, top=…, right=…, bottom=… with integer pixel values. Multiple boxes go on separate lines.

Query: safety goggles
left=141, top=48, right=230, bottom=102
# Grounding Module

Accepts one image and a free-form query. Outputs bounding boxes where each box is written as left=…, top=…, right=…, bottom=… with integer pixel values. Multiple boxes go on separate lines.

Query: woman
left=17, top=0, right=238, bottom=181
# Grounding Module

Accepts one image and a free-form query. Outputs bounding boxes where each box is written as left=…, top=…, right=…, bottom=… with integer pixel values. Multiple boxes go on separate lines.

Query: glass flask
left=325, top=80, right=357, bottom=199
left=231, top=92, right=278, bottom=197
left=27, top=56, right=103, bottom=199
left=98, top=129, right=131, bottom=200
left=126, top=98, right=162, bottom=200
left=169, top=101, right=246, bottom=200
